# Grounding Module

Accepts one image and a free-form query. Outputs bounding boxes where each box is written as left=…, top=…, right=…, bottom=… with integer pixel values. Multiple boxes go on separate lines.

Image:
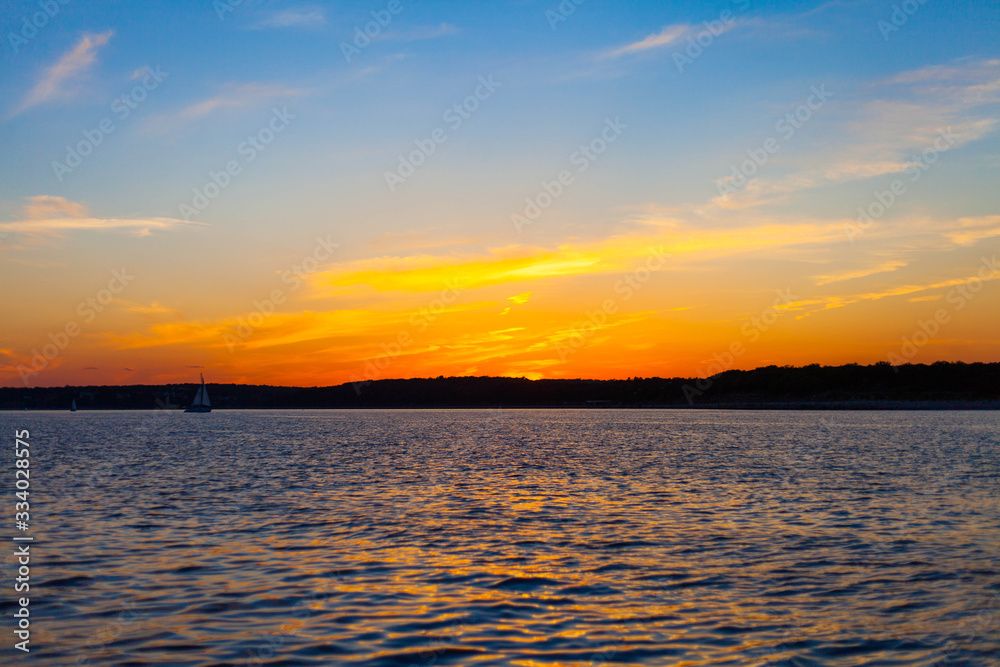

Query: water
left=1, top=409, right=998, bottom=665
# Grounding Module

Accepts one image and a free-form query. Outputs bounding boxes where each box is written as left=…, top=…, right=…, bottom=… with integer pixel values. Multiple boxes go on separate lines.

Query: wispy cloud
left=500, top=291, right=532, bottom=315
left=380, top=23, right=458, bottom=42
left=370, top=228, right=479, bottom=251
left=786, top=268, right=1000, bottom=319
left=253, top=6, right=326, bottom=29
left=145, top=82, right=307, bottom=132
left=0, top=216, right=194, bottom=236
left=175, top=83, right=306, bottom=121
left=945, top=216, right=1000, bottom=246
left=11, top=31, right=113, bottom=116
left=603, top=24, right=690, bottom=59
left=307, top=219, right=841, bottom=295
left=21, top=195, right=89, bottom=219
left=812, top=260, right=908, bottom=286
left=117, top=300, right=183, bottom=317
left=712, top=59, right=1000, bottom=210
left=0, top=196, right=197, bottom=239
left=507, top=292, right=532, bottom=306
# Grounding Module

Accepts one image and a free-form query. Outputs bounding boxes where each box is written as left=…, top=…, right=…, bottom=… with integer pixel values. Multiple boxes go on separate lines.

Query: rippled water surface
left=2, top=409, right=999, bottom=665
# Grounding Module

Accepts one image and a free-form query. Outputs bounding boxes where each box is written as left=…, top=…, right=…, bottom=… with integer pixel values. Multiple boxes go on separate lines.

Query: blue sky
left=1, top=0, right=998, bottom=386
left=2, top=0, right=994, bottom=228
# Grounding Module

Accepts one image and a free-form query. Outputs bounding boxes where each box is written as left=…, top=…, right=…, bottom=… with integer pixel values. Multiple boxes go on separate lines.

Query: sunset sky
left=1, top=0, right=998, bottom=387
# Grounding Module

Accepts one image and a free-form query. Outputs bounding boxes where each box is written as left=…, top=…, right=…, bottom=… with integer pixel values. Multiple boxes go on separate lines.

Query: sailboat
left=70, top=399, right=77, bottom=412
left=184, top=373, right=212, bottom=413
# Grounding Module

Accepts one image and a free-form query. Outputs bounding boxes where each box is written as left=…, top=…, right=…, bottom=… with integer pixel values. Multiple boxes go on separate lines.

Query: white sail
left=185, top=373, right=212, bottom=412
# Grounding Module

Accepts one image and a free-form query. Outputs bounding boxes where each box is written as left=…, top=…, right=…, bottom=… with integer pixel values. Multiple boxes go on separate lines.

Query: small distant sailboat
left=70, top=399, right=77, bottom=412
left=184, top=373, right=212, bottom=413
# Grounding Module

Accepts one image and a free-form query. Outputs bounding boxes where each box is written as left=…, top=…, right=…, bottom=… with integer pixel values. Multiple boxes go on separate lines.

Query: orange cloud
left=0, top=196, right=197, bottom=239
left=311, top=220, right=842, bottom=294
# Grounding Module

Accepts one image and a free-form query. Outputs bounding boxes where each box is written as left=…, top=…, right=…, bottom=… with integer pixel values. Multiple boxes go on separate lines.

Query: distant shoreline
left=2, top=362, right=997, bottom=411
left=4, top=403, right=999, bottom=411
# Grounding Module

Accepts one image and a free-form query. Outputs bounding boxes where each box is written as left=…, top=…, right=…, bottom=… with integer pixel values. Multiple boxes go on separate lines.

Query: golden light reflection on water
left=7, top=409, right=1000, bottom=665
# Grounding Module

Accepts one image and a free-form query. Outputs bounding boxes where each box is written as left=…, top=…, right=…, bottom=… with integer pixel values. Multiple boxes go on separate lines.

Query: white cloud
left=253, top=7, right=326, bottom=29
left=603, top=24, right=690, bottom=59
left=786, top=267, right=1000, bottom=319
left=11, top=31, right=113, bottom=116
left=946, top=216, right=1000, bottom=246
left=144, top=82, right=308, bottom=132
left=380, top=23, right=458, bottom=42
left=0, top=196, right=197, bottom=238
left=21, top=195, right=89, bottom=219
left=177, top=83, right=305, bottom=120
left=812, top=260, right=908, bottom=285
left=712, top=59, right=1000, bottom=210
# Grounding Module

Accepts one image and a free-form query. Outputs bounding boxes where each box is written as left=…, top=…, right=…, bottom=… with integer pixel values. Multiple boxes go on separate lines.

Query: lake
left=2, top=409, right=998, bottom=665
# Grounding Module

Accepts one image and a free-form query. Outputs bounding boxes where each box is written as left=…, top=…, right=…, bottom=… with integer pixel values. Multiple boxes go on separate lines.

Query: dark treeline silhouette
left=2, top=362, right=998, bottom=410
